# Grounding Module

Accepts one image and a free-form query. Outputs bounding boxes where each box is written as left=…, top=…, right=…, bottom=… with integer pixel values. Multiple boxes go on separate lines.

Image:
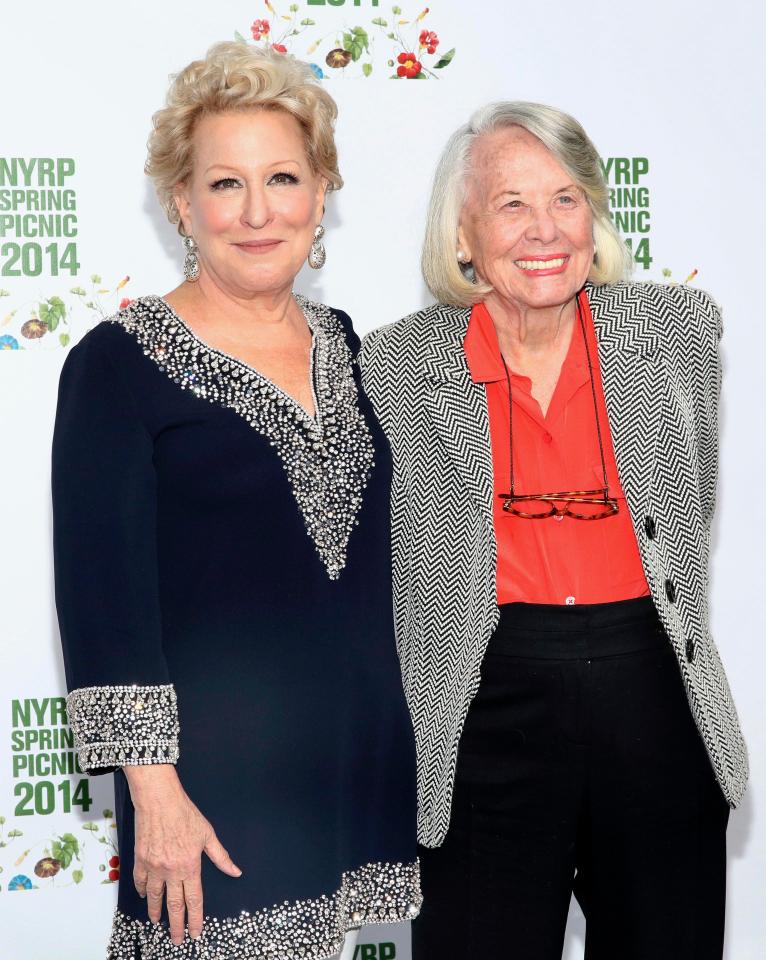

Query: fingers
left=166, top=879, right=187, bottom=946
left=146, top=876, right=166, bottom=925
left=184, top=876, right=204, bottom=940
left=133, top=863, right=148, bottom=899
left=204, top=830, right=243, bottom=878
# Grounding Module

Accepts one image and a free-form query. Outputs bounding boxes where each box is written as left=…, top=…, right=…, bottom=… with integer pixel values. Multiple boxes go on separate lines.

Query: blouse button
left=543, top=432, right=553, bottom=444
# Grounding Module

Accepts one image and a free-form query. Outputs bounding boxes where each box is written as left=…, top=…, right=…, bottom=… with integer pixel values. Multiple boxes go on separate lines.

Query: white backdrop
left=1, top=1, right=764, bottom=957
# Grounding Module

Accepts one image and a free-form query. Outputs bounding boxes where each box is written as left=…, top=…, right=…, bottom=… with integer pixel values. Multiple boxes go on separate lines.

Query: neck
left=166, top=272, right=306, bottom=345
left=485, top=291, right=579, bottom=360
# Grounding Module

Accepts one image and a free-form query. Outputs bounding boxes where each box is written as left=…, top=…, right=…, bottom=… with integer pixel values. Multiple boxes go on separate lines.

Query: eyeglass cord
left=500, top=289, right=611, bottom=502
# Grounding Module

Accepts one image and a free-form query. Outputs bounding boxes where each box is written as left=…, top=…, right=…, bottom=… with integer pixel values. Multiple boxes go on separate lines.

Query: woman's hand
left=124, top=765, right=242, bottom=945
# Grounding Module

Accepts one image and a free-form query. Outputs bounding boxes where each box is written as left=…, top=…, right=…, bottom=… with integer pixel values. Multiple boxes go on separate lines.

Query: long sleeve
left=52, top=329, right=179, bottom=774
left=673, top=286, right=722, bottom=533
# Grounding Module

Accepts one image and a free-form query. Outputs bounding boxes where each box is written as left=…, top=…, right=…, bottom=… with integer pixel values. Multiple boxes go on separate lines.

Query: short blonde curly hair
left=146, top=41, right=343, bottom=231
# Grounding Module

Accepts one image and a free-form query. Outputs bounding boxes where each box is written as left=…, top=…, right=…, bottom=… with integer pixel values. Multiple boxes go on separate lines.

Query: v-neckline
left=148, top=295, right=321, bottom=429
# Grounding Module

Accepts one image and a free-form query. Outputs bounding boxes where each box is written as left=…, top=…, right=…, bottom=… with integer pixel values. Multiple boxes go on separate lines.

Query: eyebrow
left=203, top=159, right=303, bottom=175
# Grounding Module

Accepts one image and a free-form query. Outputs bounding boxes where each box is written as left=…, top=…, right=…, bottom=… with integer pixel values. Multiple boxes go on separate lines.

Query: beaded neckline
left=109, top=295, right=375, bottom=579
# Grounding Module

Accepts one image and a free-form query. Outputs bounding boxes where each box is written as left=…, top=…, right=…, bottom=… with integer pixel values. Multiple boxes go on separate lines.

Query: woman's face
left=174, top=109, right=326, bottom=298
left=458, top=126, right=594, bottom=312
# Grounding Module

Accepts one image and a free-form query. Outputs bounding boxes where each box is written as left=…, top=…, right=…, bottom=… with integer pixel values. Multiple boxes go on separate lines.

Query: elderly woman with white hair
left=51, top=42, right=420, bottom=960
left=360, top=101, right=746, bottom=959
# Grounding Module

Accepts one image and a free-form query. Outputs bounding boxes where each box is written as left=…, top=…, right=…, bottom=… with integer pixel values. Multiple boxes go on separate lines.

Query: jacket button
left=644, top=516, right=656, bottom=539
left=665, top=578, right=676, bottom=603
left=685, top=638, right=695, bottom=662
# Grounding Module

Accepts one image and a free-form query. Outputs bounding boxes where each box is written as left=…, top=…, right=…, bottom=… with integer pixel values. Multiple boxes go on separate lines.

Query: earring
left=183, top=235, right=200, bottom=282
left=308, top=224, right=326, bottom=270
left=457, top=250, right=467, bottom=263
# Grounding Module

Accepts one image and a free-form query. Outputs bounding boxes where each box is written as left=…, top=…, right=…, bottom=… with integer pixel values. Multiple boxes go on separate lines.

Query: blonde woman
left=360, top=102, right=746, bottom=959
left=52, top=42, right=419, bottom=959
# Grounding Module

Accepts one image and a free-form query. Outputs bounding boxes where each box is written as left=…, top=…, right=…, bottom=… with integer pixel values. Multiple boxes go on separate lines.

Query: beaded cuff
left=66, top=683, right=179, bottom=771
left=107, top=860, right=421, bottom=959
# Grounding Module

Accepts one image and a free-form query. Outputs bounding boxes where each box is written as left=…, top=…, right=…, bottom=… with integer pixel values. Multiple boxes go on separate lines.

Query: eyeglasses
left=500, top=489, right=619, bottom=520
left=498, top=292, right=619, bottom=522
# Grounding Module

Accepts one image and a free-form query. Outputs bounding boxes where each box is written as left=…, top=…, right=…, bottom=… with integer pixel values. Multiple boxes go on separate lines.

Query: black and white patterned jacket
left=359, top=281, right=748, bottom=849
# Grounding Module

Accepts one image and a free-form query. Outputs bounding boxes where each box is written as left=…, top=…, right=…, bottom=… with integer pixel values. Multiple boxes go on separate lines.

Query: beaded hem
left=66, top=684, right=179, bottom=772
left=109, top=296, right=375, bottom=580
left=107, top=860, right=421, bottom=959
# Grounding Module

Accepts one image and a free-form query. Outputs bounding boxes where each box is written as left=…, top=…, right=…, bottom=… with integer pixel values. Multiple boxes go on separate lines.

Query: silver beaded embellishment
left=66, top=684, right=179, bottom=771
left=107, top=860, right=421, bottom=959
left=109, top=296, right=375, bottom=581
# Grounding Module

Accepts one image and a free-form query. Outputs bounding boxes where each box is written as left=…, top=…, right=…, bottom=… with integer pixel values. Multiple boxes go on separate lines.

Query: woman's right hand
left=123, top=765, right=242, bottom=946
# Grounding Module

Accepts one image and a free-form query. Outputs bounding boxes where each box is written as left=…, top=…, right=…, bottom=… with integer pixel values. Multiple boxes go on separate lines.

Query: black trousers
left=413, top=597, right=730, bottom=960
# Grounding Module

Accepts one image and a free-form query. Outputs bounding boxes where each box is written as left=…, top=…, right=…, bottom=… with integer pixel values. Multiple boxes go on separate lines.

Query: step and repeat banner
left=1, top=1, right=764, bottom=957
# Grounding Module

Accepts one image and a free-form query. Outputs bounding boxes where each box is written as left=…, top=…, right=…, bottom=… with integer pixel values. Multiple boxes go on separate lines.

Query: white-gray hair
left=422, top=101, right=633, bottom=306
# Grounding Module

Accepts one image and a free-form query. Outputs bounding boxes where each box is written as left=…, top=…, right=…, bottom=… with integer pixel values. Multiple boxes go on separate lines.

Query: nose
left=525, top=205, right=559, bottom=244
left=241, top=183, right=272, bottom=230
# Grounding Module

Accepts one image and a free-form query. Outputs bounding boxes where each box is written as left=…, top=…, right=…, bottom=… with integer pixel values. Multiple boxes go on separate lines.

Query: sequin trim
left=109, top=296, right=375, bottom=580
left=66, top=684, right=179, bottom=771
left=107, top=860, right=421, bottom=959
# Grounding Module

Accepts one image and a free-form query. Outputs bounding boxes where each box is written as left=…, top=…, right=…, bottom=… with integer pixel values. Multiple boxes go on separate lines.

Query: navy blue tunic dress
left=52, top=295, right=420, bottom=959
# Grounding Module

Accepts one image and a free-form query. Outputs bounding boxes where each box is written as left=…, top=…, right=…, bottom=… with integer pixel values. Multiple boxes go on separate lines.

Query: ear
left=457, top=222, right=472, bottom=264
left=314, top=176, right=329, bottom=225
left=173, top=182, right=192, bottom=236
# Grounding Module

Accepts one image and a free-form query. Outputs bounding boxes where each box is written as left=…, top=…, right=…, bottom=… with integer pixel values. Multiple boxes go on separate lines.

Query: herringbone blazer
left=359, top=280, right=748, bottom=849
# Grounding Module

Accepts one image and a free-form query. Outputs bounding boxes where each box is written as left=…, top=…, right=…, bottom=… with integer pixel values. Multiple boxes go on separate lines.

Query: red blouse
left=464, top=291, right=651, bottom=606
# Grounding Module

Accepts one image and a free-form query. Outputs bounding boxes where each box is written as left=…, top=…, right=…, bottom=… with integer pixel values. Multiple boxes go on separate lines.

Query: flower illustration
left=326, top=48, right=352, bottom=69
left=419, top=30, right=439, bottom=54
left=34, top=857, right=62, bottom=878
left=108, top=868, right=120, bottom=882
left=109, top=855, right=120, bottom=869
left=235, top=2, right=454, bottom=81
left=119, top=298, right=133, bottom=310
left=21, top=318, right=48, bottom=339
left=397, top=52, right=422, bottom=78
left=251, top=19, right=270, bottom=41
left=8, top=874, right=33, bottom=891
left=0, top=334, right=19, bottom=350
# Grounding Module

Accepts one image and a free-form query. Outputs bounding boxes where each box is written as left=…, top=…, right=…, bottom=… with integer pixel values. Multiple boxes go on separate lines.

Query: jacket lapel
left=423, top=306, right=495, bottom=532
left=420, top=286, right=665, bottom=534
left=588, top=283, right=664, bottom=521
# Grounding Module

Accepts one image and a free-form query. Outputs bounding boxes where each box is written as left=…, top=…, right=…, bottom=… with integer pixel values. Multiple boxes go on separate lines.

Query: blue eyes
left=211, top=178, right=241, bottom=191
left=504, top=195, right=577, bottom=211
left=270, top=172, right=299, bottom=185
left=209, top=172, right=299, bottom=191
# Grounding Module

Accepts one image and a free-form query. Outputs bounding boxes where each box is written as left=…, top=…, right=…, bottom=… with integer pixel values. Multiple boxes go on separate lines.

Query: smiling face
left=174, top=109, right=326, bottom=298
left=458, top=125, right=594, bottom=312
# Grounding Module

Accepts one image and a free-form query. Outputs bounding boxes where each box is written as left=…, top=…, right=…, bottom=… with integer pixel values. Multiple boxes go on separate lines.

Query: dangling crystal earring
left=183, top=235, right=200, bottom=282
left=308, top=224, right=326, bottom=270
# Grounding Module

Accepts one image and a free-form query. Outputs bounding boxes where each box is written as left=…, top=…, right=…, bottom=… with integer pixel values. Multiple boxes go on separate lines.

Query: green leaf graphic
left=362, top=63, right=373, bottom=77
left=434, top=48, right=456, bottom=69
left=72, top=870, right=83, bottom=884
left=234, top=30, right=247, bottom=43
left=372, top=17, right=387, bottom=27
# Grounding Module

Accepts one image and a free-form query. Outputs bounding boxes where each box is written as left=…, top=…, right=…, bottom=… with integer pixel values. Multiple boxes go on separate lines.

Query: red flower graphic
left=419, top=30, right=439, bottom=55
left=108, top=868, right=120, bottom=882
left=271, top=43, right=288, bottom=54
left=251, top=19, right=270, bottom=41
left=118, top=298, right=133, bottom=310
left=109, top=855, right=120, bottom=868
left=397, top=52, right=422, bottom=79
